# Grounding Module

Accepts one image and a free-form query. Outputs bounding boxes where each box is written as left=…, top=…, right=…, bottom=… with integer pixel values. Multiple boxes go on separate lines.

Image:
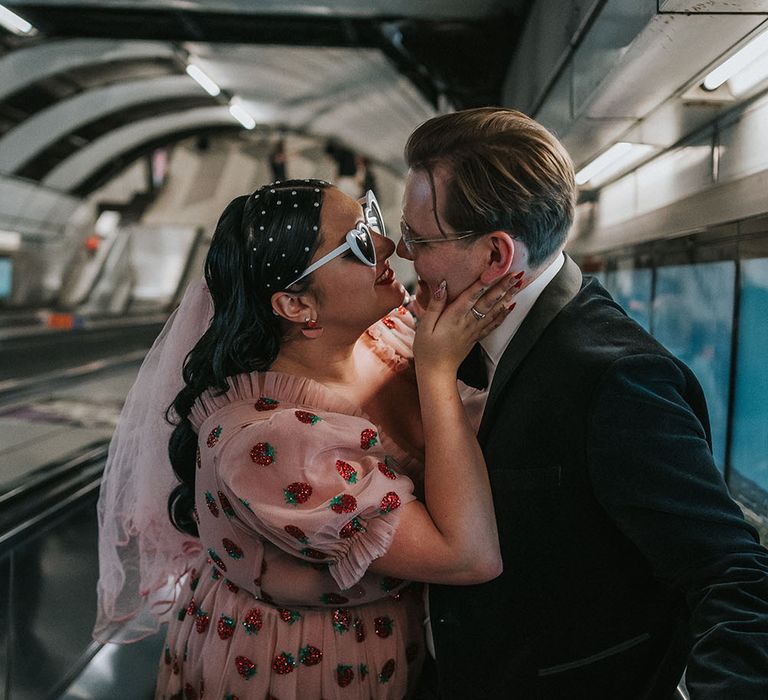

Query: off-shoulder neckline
left=190, top=312, right=416, bottom=463
left=191, top=368, right=411, bottom=465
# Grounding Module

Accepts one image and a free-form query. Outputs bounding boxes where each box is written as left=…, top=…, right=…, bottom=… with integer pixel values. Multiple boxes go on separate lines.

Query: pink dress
left=155, top=313, right=425, bottom=700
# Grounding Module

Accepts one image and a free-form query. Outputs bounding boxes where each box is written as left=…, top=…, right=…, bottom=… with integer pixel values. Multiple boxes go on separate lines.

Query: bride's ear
left=479, top=231, right=515, bottom=285
left=271, top=291, right=315, bottom=324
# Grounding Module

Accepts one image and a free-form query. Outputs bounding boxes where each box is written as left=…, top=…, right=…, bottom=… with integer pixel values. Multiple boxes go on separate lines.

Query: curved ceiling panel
left=180, top=45, right=436, bottom=171
left=6, top=3, right=531, bottom=110
left=0, top=54, right=182, bottom=140
left=42, top=105, right=235, bottom=191
left=0, top=38, right=177, bottom=101
left=16, top=95, right=217, bottom=181
left=0, top=74, right=208, bottom=174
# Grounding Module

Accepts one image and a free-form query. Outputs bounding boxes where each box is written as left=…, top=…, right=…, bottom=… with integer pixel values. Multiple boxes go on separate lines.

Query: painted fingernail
left=433, top=280, right=447, bottom=300
left=507, top=302, right=517, bottom=311
left=513, top=280, right=523, bottom=288
left=514, top=271, right=525, bottom=279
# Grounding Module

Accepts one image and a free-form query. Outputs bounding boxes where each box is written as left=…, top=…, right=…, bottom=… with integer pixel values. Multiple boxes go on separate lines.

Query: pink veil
left=93, top=278, right=211, bottom=643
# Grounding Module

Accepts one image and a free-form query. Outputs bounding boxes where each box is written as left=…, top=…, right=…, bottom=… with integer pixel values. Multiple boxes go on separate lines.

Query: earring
left=301, top=317, right=324, bottom=339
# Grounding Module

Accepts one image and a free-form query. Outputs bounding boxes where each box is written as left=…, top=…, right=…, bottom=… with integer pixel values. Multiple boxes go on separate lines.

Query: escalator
left=0, top=441, right=164, bottom=700
left=0, top=324, right=169, bottom=699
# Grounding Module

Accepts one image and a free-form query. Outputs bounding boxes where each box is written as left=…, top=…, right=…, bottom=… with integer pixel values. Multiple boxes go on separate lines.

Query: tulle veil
left=93, top=278, right=211, bottom=643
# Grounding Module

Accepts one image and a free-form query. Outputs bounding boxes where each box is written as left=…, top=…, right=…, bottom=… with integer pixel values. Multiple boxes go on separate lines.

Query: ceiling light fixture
left=229, top=103, right=256, bottom=130
left=185, top=64, right=221, bottom=97
left=575, top=142, right=656, bottom=187
left=728, top=50, right=768, bottom=96
left=0, top=4, right=36, bottom=35
left=703, top=27, right=768, bottom=92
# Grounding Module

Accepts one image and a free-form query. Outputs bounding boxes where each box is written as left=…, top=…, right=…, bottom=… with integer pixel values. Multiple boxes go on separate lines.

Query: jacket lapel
left=478, top=254, right=583, bottom=443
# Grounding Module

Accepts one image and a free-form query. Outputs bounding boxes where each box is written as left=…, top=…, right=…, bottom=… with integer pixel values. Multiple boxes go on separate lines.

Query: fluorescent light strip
left=185, top=64, right=221, bottom=97
left=576, top=143, right=656, bottom=187
left=229, top=103, right=256, bottom=130
left=728, top=46, right=768, bottom=96
left=576, top=143, right=632, bottom=185
left=703, top=28, right=768, bottom=91
left=0, top=4, right=35, bottom=35
left=0, top=229, right=22, bottom=251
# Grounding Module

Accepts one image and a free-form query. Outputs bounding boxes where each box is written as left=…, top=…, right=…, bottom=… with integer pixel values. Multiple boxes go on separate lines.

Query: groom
left=398, top=108, right=768, bottom=698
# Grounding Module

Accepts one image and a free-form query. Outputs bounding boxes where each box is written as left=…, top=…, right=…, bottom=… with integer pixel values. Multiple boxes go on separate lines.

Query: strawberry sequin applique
left=360, top=428, right=378, bottom=449
left=379, top=491, right=401, bottom=513
left=284, top=482, right=312, bottom=505
left=329, top=494, right=357, bottom=514
left=336, top=664, right=354, bottom=687
left=284, top=524, right=308, bottom=543
left=206, top=425, right=222, bottom=448
left=353, top=617, right=366, bottom=642
left=374, top=615, right=394, bottom=638
left=235, top=655, right=256, bottom=679
left=278, top=608, right=302, bottom=625
left=222, top=538, right=244, bottom=560
left=204, top=491, right=218, bottom=517
left=339, top=517, right=365, bottom=539
left=332, top=608, right=351, bottom=633
left=207, top=548, right=227, bottom=572
left=336, top=460, right=358, bottom=483
left=299, top=645, right=323, bottom=666
left=250, top=442, right=275, bottom=466
left=272, top=652, right=296, bottom=675
left=241, top=608, right=263, bottom=635
left=217, top=614, right=235, bottom=640
left=217, top=490, right=235, bottom=518
left=295, top=410, right=321, bottom=425
left=378, top=658, right=396, bottom=684
left=378, top=461, right=398, bottom=479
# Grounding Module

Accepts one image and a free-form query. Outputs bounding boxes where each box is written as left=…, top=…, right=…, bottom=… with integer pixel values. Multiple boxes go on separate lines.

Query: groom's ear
left=479, top=231, right=515, bottom=285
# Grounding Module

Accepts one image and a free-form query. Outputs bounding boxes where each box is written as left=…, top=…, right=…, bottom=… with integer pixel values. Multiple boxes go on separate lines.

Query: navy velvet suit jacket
left=429, top=255, right=768, bottom=699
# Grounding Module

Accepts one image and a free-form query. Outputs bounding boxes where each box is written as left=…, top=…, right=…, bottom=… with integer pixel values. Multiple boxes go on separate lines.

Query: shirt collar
left=479, top=252, right=565, bottom=368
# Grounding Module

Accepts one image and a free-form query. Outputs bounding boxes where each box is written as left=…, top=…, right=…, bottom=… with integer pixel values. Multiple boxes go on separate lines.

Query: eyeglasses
left=284, top=190, right=386, bottom=288
left=399, top=218, right=488, bottom=255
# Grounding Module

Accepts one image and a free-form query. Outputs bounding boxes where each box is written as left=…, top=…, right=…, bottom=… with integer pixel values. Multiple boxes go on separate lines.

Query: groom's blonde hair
left=404, top=107, right=576, bottom=268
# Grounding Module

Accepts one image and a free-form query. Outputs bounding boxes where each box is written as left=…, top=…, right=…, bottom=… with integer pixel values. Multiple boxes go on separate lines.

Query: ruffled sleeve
left=363, top=306, right=416, bottom=373
left=204, top=403, right=416, bottom=591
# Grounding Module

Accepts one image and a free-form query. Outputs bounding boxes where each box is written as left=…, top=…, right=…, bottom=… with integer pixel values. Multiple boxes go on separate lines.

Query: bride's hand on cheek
left=413, top=273, right=520, bottom=377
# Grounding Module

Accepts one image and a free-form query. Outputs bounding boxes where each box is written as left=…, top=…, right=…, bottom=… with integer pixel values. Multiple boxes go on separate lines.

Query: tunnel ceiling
left=5, top=2, right=768, bottom=202
left=7, top=1, right=532, bottom=109
left=0, top=0, right=534, bottom=195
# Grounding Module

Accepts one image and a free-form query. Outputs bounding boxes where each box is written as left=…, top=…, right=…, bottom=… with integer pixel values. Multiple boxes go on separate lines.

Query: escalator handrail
left=0, top=440, right=109, bottom=556
left=0, top=440, right=109, bottom=510
left=0, top=350, right=147, bottom=404
left=0, top=471, right=103, bottom=554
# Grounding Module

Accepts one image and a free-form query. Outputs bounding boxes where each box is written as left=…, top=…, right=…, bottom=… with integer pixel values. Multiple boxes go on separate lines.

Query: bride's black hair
left=167, top=179, right=331, bottom=536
